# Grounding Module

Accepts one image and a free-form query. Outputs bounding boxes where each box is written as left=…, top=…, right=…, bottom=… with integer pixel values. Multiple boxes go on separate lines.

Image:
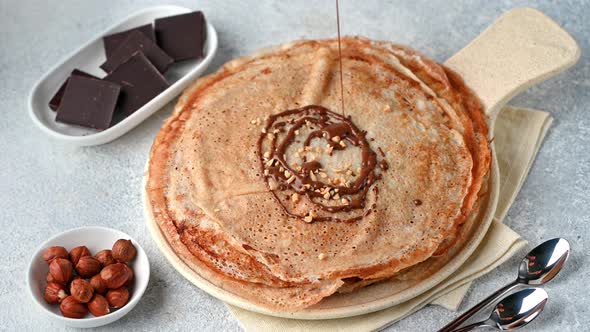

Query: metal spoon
left=439, top=238, right=570, bottom=331
left=452, top=287, right=548, bottom=331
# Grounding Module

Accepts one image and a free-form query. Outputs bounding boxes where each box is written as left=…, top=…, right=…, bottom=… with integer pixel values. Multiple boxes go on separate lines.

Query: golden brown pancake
left=146, top=37, right=490, bottom=311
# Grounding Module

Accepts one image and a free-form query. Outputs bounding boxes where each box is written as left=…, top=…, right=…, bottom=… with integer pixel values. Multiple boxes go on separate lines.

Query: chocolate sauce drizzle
left=257, top=105, right=385, bottom=222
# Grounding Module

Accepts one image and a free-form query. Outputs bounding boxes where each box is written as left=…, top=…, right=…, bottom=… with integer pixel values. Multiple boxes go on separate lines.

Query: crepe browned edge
left=146, top=37, right=491, bottom=310
left=378, top=42, right=491, bottom=256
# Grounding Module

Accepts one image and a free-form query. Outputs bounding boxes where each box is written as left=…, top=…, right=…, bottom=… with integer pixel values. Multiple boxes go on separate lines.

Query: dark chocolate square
left=55, top=76, right=121, bottom=130
left=155, top=11, right=206, bottom=61
left=100, top=30, right=173, bottom=74
left=103, top=24, right=155, bottom=58
left=49, top=69, right=99, bottom=111
left=104, top=52, right=169, bottom=116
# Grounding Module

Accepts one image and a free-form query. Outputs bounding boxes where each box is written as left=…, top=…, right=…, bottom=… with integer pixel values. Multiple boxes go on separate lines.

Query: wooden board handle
left=445, top=8, right=580, bottom=118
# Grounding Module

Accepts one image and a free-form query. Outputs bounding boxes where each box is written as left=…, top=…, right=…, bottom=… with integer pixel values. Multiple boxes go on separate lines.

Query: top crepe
left=146, top=37, right=490, bottom=311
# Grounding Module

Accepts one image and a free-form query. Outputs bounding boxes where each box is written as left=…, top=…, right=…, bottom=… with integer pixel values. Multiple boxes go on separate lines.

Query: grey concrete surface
left=1, top=1, right=588, bottom=331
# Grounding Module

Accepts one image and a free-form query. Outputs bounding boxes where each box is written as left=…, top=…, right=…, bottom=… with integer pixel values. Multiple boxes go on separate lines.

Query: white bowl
left=28, top=5, right=218, bottom=146
left=27, top=226, right=150, bottom=328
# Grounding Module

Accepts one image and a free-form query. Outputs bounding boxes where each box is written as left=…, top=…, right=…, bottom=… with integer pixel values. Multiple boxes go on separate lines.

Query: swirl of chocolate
left=257, top=105, right=385, bottom=222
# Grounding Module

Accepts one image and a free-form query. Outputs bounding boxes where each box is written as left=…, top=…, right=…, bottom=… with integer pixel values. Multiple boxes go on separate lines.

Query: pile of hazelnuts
left=42, top=239, right=137, bottom=318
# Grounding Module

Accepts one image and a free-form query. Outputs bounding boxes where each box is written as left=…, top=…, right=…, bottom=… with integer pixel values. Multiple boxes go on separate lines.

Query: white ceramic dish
left=27, top=226, right=150, bottom=328
left=28, top=5, right=218, bottom=146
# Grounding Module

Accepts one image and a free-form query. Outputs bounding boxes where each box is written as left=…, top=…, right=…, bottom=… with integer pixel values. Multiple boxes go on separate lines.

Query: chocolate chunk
left=100, top=30, right=173, bottom=74
left=155, top=11, right=206, bottom=61
left=55, top=76, right=121, bottom=130
left=104, top=52, right=169, bottom=116
left=103, top=24, right=155, bottom=59
left=49, top=69, right=98, bottom=111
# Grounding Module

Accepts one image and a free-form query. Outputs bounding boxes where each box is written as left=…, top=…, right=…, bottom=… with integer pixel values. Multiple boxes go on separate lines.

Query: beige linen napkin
left=227, top=106, right=553, bottom=332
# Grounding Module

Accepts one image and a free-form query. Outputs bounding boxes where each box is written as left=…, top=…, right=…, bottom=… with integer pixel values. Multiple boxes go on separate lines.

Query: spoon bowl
left=518, top=238, right=570, bottom=285
left=491, top=288, right=548, bottom=330
left=454, top=288, right=548, bottom=331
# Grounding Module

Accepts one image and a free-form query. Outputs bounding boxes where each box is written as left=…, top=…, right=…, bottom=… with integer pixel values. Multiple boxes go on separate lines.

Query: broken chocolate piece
left=155, top=11, right=206, bottom=61
left=49, top=69, right=99, bottom=111
left=104, top=52, right=169, bottom=116
left=103, top=24, right=155, bottom=58
left=55, top=76, right=121, bottom=130
left=100, top=30, right=173, bottom=74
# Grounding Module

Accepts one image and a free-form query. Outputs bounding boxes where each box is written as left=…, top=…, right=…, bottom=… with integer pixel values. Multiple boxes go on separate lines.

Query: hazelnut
left=88, top=294, right=110, bottom=317
left=67, top=276, right=80, bottom=289
left=49, top=258, right=73, bottom=284
left=95, top=250, right=116, bottom=267
left=100, top=263, right=131, bottom=289
left=44, top=282, right=67, bottom=304
left=69, top=246, right=91, bottom=266
left=60, top=296, right=88, bottom=319
left=90, top=274, right=108, bottom=294
left=106, top=287, right=129, bottom=308
left=75, top=256, right=101, bottom=278
left=70, top=279, right=94, bottom=303
left=42, top=246, right=68, bottom=264
left=112, top=239, right=136, bottom=262
left=124, top=263, right=134, bottom=286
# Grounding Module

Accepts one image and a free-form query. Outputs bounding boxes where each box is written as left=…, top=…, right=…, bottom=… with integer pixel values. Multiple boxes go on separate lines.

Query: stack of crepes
left=145, top=37, right=491, bottom=311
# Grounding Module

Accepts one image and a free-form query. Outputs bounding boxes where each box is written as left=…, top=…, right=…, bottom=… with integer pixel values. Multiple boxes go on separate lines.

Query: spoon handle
left=438, top=280, right=519, bottom=332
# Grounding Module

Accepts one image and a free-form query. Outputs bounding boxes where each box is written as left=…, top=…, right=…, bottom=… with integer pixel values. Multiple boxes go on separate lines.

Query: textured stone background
left=1, top=0, right=588, bottom=331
